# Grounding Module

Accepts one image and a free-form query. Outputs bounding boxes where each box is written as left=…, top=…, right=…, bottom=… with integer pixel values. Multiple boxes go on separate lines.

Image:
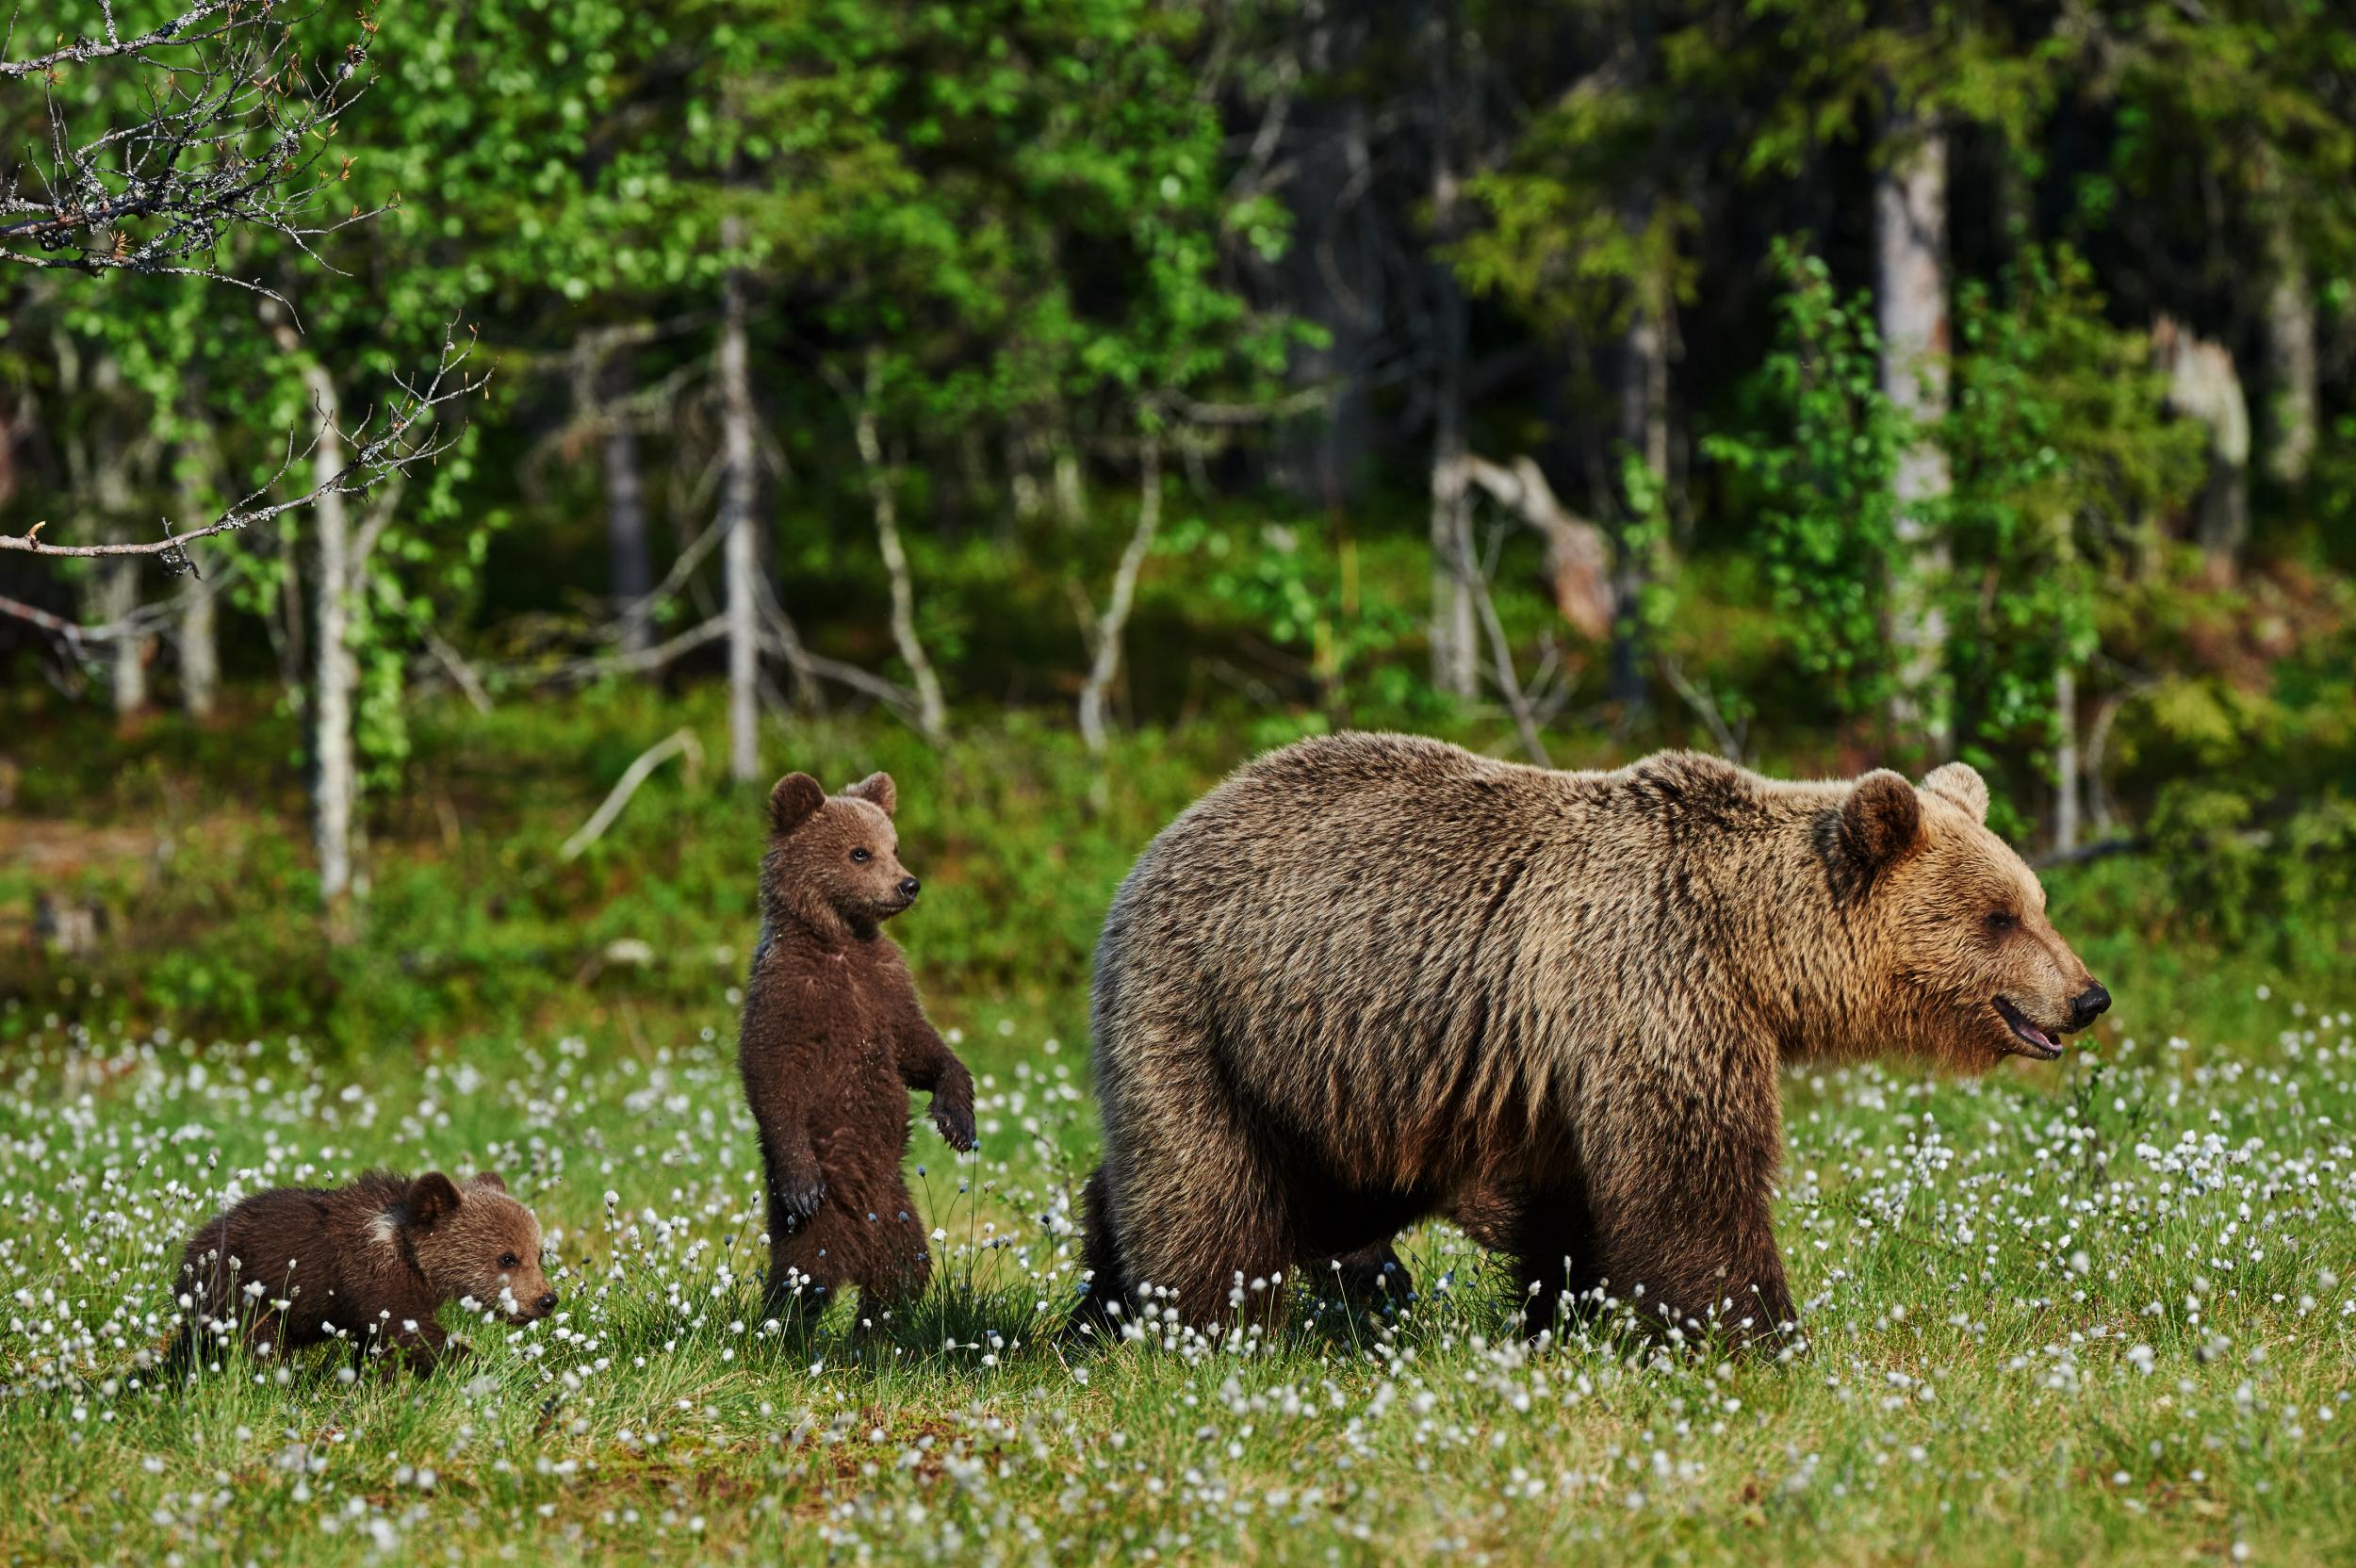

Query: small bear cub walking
left=171, top=1170, right=555, bottom=1376
left=738, top=771, right=975, bottom=1322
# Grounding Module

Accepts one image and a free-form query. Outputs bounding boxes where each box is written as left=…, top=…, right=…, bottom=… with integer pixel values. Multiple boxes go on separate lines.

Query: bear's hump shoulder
left=1621, top=749, right=1759, bottom=804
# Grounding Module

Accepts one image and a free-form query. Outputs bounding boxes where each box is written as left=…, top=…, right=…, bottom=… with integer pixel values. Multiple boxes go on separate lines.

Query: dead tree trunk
left=602, top=349, right=653, bottom=663
left=90, top=512, right=147, bottom=720
left=1611, top=305, right=1673, bottom=706
left=1875, top=107, right=1953, bottom=755
left=175, top=443, right=219, bottom=719
left=1429, top=276, right=1478, bottom=701
left=2154, top=316, right=2250, bottom=580
left=850, top=352, right=946, bottom=741
left=1078, top=433, right=1162, bottom=753
left=2263, top=210, right=2316, bottom=488
left=719, top=214, right=761, bottom=785
left=1425, top=9, right=1477, bottom=701
left=299, top=360, right=357, bottom=911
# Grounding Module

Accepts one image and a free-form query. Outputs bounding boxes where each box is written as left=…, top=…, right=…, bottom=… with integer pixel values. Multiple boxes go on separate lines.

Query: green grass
left=2, top=693, right=2353, bottom=1563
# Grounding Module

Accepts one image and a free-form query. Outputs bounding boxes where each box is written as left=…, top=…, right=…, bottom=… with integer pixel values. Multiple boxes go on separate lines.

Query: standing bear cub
left=1077, top=734, right=2110, bottom=1345
left=171, top=1170, right=554, bottom=1375
left=738, top=771, right=976, bottom=1322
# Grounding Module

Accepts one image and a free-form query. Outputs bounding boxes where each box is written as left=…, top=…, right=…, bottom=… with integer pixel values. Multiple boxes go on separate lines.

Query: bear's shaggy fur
left=738, top=771, right=976, bottom=1321
left=172, top=1170, right=553, bottom=1375
left=1076, top=734, right=2108, bottom=1343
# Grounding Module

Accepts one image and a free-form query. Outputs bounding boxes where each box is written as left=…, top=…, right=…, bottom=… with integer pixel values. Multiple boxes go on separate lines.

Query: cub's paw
left=932, top=1099, right=977, bottom=1153
left=774, top=1179, right=827, bottom=1231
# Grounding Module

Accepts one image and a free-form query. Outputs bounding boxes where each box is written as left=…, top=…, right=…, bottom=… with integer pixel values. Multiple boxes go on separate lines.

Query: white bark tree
left=291, top=356, right=358, bottom=910
left=845, top=352, right=946, bottom=741
left=1875, top=109, right=1953, bottom=754
left=2262, top=212, right=2316, bottom=488
left=717, top=214, right=762, bottom=785
left=174, top=445, right=220, bottom=719
left=1078, top=433, right=1162, bottom=753
left=602, top=350, right=654, bottom=663
left=1423, top=3, right=1477, bottom=701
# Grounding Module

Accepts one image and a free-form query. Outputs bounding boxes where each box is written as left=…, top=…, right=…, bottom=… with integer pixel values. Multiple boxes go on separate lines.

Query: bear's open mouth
left=1992, top=996, right=2063, bottom=1059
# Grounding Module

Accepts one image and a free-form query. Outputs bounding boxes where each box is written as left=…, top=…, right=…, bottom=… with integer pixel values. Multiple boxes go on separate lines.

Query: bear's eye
left=1986, top=911, right=2018, bottom=932
left=850, top=847, right=872, bottom=864
left=498, top=1252, right=519, bottom=1270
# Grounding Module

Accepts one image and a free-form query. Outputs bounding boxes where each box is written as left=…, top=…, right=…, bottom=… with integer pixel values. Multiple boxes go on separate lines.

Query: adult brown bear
left=1074, top=734, right=2107, bottom=1343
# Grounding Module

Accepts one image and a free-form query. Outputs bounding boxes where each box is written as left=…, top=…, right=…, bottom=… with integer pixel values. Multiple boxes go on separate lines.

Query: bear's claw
left=775, top=1181, right=826, bottom=1230
left=932, top=1102, right=977, bottom=1152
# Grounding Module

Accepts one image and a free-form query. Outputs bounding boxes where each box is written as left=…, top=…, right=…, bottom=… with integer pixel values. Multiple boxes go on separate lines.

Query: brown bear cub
left=171, top=1170, right=554, bottom=1375
left=738, top=771, right=976, bottom=1323
left=1077, top=734, right=2111, bottom=1348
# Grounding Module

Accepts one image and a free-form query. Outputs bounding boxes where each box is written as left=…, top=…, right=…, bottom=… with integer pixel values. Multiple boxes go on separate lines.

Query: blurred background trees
left=3, top=0, right=2353, bottom=915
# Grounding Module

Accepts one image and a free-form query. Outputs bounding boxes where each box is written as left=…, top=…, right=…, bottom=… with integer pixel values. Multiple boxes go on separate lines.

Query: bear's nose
left=536, top=1292, right=558, bottom=1315
left=2070, top=984, right=2111, bottom=1030
left=898, top=877, right=921, bottom=900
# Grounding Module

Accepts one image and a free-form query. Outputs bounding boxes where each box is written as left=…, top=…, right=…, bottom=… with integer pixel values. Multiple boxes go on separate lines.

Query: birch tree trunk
left=90, top=491, right=148, bottom=720
left=602, top=350, right=654, bottom=662
left=2155, top=317, right=2250, bottom=580
left=718, top=214, right=761, bottom=785
left=1610, top=305, right=1672, bottom=706
left=175, top=445, right=219, bottom=719
left=298, top=359, right=357, bottom=910
left=2263, top=212, right=2316, bottom=488
left=1429, top=270, right=1478, bottom=702
left=83, top=374, right=149, bottom=718
left=852, top=353, right=946, bottom=740
left=1424, top=8, right=1478, bottom=702
left=1875, top=110, right=1953, bottom=755
left=1078, top=433, right=1162, bottom=753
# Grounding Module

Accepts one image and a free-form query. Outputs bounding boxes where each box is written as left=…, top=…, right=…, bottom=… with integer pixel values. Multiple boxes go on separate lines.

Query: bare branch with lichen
left=0, top=0, right=384, bottom=292
left=0, top=321, right=490, bottom=564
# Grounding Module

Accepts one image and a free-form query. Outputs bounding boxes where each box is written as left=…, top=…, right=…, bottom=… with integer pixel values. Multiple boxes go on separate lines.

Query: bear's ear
left=1920, top=760, right=1989, bottom=824
left=767, top=773, right=826, bottom=836
left=466, top=1171, right=508, bottom=1193
left=405, top=1173, right=463, bottom=1233
left=1839, top=770, right=1922, bottom=873
left=843, top=771, right=896, bottom=817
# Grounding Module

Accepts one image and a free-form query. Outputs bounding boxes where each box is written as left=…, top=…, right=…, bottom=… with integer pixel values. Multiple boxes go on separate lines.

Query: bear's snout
left=2068, top=983, right=2111, bottom=1031
left=534, top=1291, right=558, bottom=1316
left=897, top=876, right=921, bottom=901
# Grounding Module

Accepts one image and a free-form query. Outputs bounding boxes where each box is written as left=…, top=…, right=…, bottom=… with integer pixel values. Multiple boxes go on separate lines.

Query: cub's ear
left=466, top=1171, right=508, bottom=1193
left=1920, top=760, right=1989, bottom=824
left=1839, top=770, right=1922, bottom=873
left=406, top=1173, right=464, bottom=1233
left=768, top=773, right=826, bottom=836
left=843, top=771, right=896, bottom=817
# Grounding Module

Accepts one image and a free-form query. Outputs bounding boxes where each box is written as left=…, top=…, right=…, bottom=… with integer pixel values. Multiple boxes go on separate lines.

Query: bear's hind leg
left=1067, top=1166, right=1135, bottom=1341
left=840, top=1173, right=933, bottom=1334
left=1115, top=1119, right=1297, bottom=1334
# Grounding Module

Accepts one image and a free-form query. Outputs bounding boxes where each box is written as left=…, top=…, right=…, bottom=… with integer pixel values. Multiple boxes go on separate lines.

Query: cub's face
left=1839, top=763, right=2109, bottom=1067
left=406, top=1172, right=558, bottom=1322
left=761, top=771, right=921, bottom=933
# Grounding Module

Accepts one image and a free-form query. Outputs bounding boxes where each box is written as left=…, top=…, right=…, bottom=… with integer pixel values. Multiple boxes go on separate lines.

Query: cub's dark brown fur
left=738, top=771, right=975, bottom=1320
left=172, top=1170, right=553, bottom=1375
left=1077, top=734, right=2109, bottom=1344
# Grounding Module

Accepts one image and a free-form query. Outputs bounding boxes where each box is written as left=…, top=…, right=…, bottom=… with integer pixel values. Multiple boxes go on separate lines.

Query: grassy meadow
left=2, top=689, right=2352, bottom=1564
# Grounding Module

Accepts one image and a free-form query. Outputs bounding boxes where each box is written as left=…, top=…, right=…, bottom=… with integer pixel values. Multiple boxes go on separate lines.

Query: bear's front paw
left=932, top=1100, right=976, bottom=1152
left=775, top=1179, right=827, bottom=1231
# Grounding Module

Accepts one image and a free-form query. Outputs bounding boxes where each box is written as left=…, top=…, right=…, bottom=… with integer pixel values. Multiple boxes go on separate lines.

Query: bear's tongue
left=1994, top=996, right=2061, bottom=1058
